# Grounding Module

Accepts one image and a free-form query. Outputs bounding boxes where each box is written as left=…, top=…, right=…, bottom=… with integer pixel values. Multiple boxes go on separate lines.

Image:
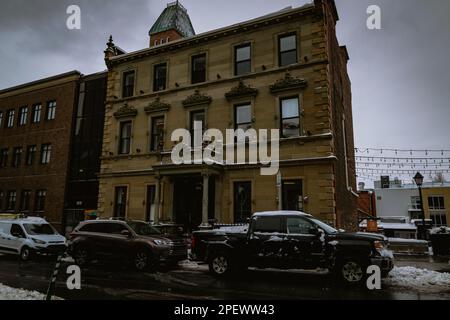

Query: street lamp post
left=413, top=172, right=426, bottom=240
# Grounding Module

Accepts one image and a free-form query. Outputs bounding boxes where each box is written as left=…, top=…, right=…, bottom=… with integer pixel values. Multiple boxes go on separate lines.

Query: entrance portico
left=152, top=163, right=223, bottom=231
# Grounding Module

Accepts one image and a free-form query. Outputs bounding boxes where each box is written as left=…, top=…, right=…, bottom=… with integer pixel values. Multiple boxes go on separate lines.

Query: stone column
left=154, top=175, right=161, bottom=224
left=200, top=173, right=211, bottom=229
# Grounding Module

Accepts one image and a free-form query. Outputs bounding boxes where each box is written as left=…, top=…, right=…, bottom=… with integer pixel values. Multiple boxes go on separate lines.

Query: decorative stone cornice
left=145, top=97, right=171, bottom=113
left=113, top=103, right=137, bottom=119
left=270, top=73, right=307, bottom=94
left=225, top=80, right=258, bottom=100
left=182, top=89, right=212, bottom=108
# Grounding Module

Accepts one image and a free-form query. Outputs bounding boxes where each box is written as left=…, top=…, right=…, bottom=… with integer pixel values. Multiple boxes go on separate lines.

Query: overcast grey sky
left=1, top=0, right=449, bottom=184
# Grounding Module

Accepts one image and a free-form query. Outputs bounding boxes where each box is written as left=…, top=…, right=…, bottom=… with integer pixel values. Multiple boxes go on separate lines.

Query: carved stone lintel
left=270, top=73, right=307, bottom=94
left=182, top=89, right=212, bottom=108
left=113, top=103, right=138, bottom=119
left=225, top=80, right=258, bottom=100
left=145, top=97, right=171, bottom=113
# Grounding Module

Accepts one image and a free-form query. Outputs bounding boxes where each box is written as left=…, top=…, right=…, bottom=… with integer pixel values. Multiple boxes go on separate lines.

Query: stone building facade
left=0, top=71, right=80, bottom=229
left=98, top=0, right=358, bottom=231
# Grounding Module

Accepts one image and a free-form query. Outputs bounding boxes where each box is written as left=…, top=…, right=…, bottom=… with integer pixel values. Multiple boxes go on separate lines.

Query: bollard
left=45, top=253, right=64, bottom=300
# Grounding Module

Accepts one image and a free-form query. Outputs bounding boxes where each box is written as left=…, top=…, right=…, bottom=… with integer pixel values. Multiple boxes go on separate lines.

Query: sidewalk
left=394, top=255, right=450, bottom=273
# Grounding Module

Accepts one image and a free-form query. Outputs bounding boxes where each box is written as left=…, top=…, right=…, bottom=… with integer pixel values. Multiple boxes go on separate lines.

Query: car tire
left=334, top=258, right=367, bottom=286
left=73, top=246, right=90, bottom=266
left=134, top=249, right=154, bottom=271
left=20, top=246, right=33, bottom=261
left=209, top=251, right=233, bottom=278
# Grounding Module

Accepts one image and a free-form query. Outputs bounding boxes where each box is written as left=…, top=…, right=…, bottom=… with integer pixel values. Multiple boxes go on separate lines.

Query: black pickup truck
left=191, top=211, right=394, bottom=285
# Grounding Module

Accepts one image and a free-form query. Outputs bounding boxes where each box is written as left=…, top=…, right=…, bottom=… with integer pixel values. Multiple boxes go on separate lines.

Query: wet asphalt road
left=0, top=254, right=448, bottom=300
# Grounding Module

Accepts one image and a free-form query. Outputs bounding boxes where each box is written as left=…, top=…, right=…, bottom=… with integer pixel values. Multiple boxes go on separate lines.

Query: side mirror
left=308, top=227, right=320, bottom=236
left=121, top=229, right=132, bottom=237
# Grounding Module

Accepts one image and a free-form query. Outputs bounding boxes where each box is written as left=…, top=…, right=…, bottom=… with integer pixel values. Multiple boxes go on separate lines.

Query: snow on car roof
left=253, top=211, right=312, bottom=217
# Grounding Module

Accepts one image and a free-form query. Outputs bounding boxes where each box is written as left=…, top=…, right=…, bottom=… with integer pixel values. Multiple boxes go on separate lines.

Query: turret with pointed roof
left=149, top=1, right=195, bottom=47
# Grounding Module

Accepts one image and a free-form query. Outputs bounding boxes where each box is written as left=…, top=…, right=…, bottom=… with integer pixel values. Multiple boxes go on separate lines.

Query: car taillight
left=191, top=235, right=196, bottom=249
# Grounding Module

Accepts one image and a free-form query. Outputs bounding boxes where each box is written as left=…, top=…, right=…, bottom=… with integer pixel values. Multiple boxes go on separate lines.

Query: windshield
left=309, top=218, right=338, bottom=234
left=23, top=223, right=56, bottom=235
left=127, top=222, right=161, bottom=236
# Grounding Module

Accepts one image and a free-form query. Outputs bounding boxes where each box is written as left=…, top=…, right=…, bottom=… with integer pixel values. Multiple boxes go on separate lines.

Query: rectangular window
left=234, top=43, right=251, bottom=76
left=280, top=97, right=300, bottom=138
left=26, top=145, right=37, bottom=166
left=6, top=191, right=17, bottom=211
left=190, top=111, right=205, bottom=147
left=253, top=216, right=283, bottom=233
left=20, top=190, right=31, bottom=212
left=32, top=104, right=42, bottom=123
left=12, top=147, right=22, bottom=168
left=233, top=181, right=252, bottom=223
left=282, top=180, right=303, bottom=211
left=46, top=101, right=56, bottom=120
left=40, top=144, right=52, bottom=164
left=0, top=148, right=8, bottom=168
left=410, top=196, right=422, bottom=210
left=153, top=63, right=167, bottom=92
left=191, top=53, right=207, bottom=84
left=119, top=121, right=132, bottom=155
left=18, top=106, right=28, bottom=126
left=428, top=196, right=445, bottom=210
left=35, top=190, right=46, bottom=212
left=122, top=71, right=135, bottom=98
left=6, top=109, right=15, bottom=128
left=146, top=185, right=156, bottom=222
left=0, top=111, right=3, bottom=128
left=428, top=196, right=447, bottom=227
left=150, top=116, right=165, bottom=151
left=279, top=33, right=298, bottom=66
left=235, top=104, right=252, bottom=131
left=114, top=186, right=127, bottom=218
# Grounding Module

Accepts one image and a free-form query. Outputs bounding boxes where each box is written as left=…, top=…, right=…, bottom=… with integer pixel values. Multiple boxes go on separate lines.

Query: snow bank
left=0, top=283, right=55, bottom=300
left=430, top=227, right=450, bottom=234
left=386, top=266, right=450, bottom=290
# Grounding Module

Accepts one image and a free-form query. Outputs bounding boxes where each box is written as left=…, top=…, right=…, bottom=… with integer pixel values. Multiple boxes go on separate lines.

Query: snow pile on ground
left=385, top=266, right=450, bottom=291
left=430, top=227, right=450, bottom=234
left=0, top=283, right=48, bottom=300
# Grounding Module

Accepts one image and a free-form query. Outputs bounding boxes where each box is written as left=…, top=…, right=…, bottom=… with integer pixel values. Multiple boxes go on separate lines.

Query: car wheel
left=209, top=252, right=232, bottom=277
left=20, top=247, right=32, bottom=261
left=73, top=247, right=90, bottom=266
left=336, top=259, right=367, bottom=285
left=134, top=250, right=153, bottom=271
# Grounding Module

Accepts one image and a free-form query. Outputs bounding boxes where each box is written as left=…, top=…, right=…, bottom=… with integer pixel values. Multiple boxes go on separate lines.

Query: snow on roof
left=253, top=211, right=312, bottom=217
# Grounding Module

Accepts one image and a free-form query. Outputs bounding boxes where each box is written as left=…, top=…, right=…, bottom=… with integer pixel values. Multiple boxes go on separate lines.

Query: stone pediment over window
left=225, top=80, right=258, bottom=101
left=270, top=73, right=307, bottom=94
left=182, top=89, right=212, bottom=108
left=145, top=97, right=171, bottom=113
left=113, top=103, right=138, bottom=119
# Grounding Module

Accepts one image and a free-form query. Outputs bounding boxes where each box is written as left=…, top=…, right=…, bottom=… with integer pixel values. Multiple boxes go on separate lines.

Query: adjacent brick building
left=0, top=71, right=107, bottom=232
left=99, top=0, right=358, bottom=231
left=0, top=71, right=80, bottom=229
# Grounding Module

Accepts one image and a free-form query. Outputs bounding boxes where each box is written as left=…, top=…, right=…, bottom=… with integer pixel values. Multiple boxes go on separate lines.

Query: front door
left=173, top=176, right=203, bottom=233
left=282, top=180, right=303, bottom=211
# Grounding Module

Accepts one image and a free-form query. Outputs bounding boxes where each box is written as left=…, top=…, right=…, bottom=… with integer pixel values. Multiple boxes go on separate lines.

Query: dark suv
left=68, top=220, right=188, bottom=271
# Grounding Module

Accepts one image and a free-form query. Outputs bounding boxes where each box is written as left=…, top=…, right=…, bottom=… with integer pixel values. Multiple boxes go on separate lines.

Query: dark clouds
left=1, top=0, right=449, bottom=163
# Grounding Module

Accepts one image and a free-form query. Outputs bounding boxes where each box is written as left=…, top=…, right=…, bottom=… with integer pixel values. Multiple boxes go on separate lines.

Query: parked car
left=191, top=211, right=394, bottom=285
left=68, top=219, right=188, bottom=271
left=0, top=216, right=67, bottom=261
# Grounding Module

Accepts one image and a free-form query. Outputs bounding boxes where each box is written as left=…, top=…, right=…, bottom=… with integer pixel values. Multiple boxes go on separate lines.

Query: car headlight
left=32, top=238, right=46, bottom=245
left=153, top=239, right=172, bottom=246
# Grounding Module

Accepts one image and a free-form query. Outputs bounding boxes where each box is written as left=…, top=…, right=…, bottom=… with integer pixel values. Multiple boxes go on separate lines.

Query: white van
left=0, top=216, right=67, bottom=261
